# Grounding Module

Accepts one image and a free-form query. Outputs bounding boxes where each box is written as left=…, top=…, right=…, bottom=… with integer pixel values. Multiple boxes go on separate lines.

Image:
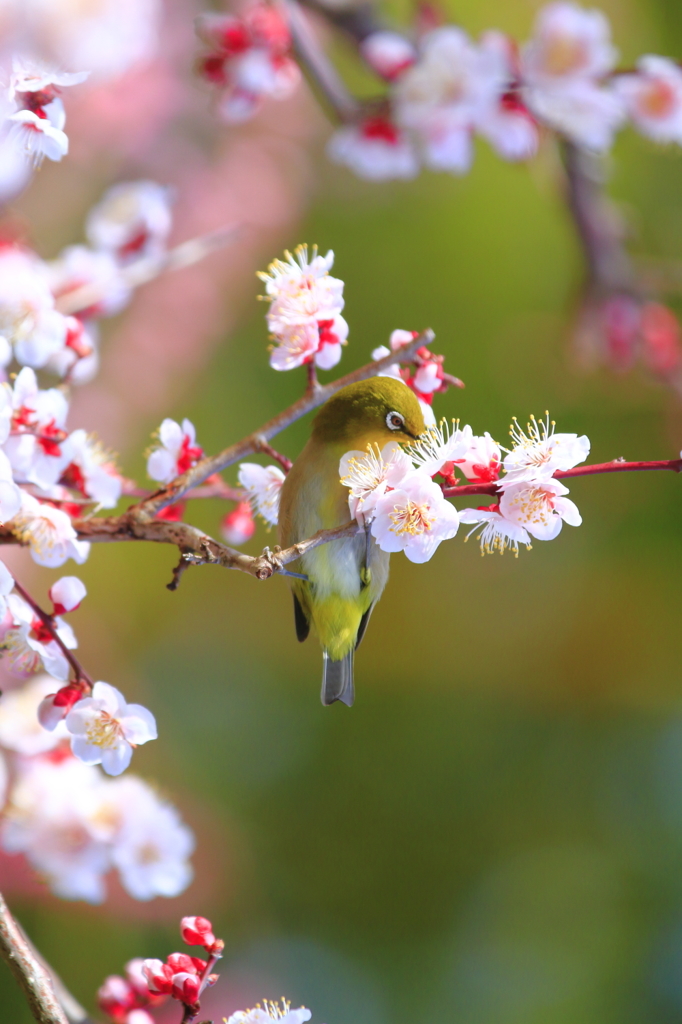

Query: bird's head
left=312, top=377, right=426, bottom=448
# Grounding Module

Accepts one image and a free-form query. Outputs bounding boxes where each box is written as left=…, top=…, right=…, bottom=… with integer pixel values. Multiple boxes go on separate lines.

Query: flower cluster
left=0, top=179, right=173, bottom=384
left=372, top=329, right=451, bottom=427
left=0, top=680, right=193, bottom=903
left=325, top=2, right=682, bottom=180
left=0, top=58, right=88, bottom=201
left=258, top=246, right=348, bottom=372
left=196, top=2, right=300, bottom=123
left=337, top=412, right=590, bottom=561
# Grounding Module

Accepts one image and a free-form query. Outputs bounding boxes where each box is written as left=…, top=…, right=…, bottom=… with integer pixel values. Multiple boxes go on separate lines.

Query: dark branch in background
left=283, top=0, right=359, bottom=122
left=0, top=892, right=69, bottom=1024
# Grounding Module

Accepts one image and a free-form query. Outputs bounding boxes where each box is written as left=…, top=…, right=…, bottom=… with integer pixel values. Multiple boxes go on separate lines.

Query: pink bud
left=171, top=972, right=201, bottom=1004
left=221, top=501, right=256, bottom=545
left=166, top=952, right=206, bottom=975
left=49, top=576, right=86, bottom=614
left=97, top=975, right=135, bottom=1016
left=124, top=958, right=150, bottom=998
left=141, top=958, right=173, bottom=995
left=180, top=916, right=216, bottom=949
left=38, top=684, right=83, bottom=731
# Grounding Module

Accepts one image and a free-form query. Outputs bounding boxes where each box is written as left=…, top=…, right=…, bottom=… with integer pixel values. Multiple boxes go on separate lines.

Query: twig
left=281, top=0, right=360, bottom=123
left=0, top=891, right=69, bottom=1024
left=55, top=225, right=241, bottom=317
left=126, top=328, right=436, bottom=522
left=251, top=436, right=293, bottom=472
left=179, top=945, right=223, bottom=1024
left=11, top=578, right=94, bottom=690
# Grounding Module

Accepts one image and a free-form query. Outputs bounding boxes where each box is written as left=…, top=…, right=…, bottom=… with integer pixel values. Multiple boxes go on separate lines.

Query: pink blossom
left=171, top=972, right=201, bottom=1004
left=85, top=180, right=173, bottom=262
left=37, top=683, right=84, bottom=731
left=0, top=675, right=70, bottom=754
left=339, top=441, right=413, bottom=521
left=98, top=974, right=136, bottom=1018
left=328, top=117, right=419, bottom=181
left=499, top=413, right=590, bottom=487
left=142, top=959, right=173, bottom=995
left=221, top=501, right=256, bottom=545
left=371, top=470, right=460, bottom=562
left=499, top=478, right=582, bottom=540
left=360, top=32, right=416, bottom=81
left=615, top=56, right=682, bottom=145
left=455, top=433, right=501, bottom=483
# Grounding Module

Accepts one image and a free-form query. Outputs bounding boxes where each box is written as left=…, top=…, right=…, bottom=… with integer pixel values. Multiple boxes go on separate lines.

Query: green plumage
left=278, top=377, right=426, bottom=706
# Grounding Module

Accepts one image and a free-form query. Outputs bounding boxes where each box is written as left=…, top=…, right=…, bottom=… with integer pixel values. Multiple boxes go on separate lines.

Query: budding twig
left=54, top=225, right=241, bottom=317
left=0, top=891, right=69, bottom=1024
left=282, top=0, right=360, bottom=123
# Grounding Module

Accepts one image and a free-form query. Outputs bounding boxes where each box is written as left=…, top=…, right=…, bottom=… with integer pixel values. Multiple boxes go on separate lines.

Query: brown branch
left=126, top=328, right=435, bottom=522
left=0, top=891, right=69, bottom=1024
left=10, top=579, right=94, bottom=690
left=55, top=225, right=241, bottom=317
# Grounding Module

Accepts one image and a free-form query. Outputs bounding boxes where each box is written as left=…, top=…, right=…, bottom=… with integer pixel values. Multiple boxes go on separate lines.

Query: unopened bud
left=171, top=971, right=201, bottom=1004
left=166, top=952, right=206, bottom=975
left=38, top=684, right=83, bottom=731
left=97, top=975, right=135, bottom=1016
left=141, top=958, right=173, bottom=995
left=180, top=916, right=216, bottom=949
left=221, top=501, right=256, bottom=545
left=49, top=576, right=87, bottom=614
left=125, top=958, right=150, bottom=998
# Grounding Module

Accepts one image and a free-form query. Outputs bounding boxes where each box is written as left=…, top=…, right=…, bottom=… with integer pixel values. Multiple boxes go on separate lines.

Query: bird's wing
left=292, top=592, right=310, bottom=642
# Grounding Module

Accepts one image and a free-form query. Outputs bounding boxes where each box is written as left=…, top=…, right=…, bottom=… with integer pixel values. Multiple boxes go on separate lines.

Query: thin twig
left=10, top=579, right=94, bottom=690
left=55, top=225, right=241, bottom=317
left=179, top=945, right=223, bottom=1024
left=0, top=891, right=69, bottom=1024
left=281, top=0, right=359, bottom=123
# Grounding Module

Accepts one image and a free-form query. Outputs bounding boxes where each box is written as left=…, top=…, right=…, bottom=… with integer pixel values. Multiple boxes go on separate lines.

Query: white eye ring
left=386, top=411, right=405, bottom=431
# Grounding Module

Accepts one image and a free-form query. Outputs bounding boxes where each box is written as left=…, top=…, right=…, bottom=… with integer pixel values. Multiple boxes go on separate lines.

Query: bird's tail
left=321, top=650, right=354, bottom=707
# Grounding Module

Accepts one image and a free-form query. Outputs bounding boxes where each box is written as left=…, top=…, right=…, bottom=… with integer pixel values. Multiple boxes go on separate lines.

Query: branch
left=0, top=891, right=69, bottom=1024
left=13, top=922, right=97, bottom=1024
left=126, top=328, right=435, bottom=522
left=54, top=225, right=241, bottom=317
left=442, top=457, right=682, bottom=498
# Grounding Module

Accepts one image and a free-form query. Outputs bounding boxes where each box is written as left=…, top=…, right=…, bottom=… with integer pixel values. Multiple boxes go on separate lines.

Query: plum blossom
left=499, top=478, right=582, bottom=540
left=142, top=959, right=173, bottom=994
left=8, top=491, right=90, bottom=567
left=85, top=181, right=173, bottom=262
left=259, top=246, right=348, bottom=371
left=0, top=675, right=70, bottom=754
left=98, top=974, right=138, bottom=1019
left=406, top=419, right=473, bottom=477
left=238, top=463, right=285, bottom=525
left=1, top=757, right=112, bottom=903
left=66, top=682, right=157, bottom=776
left=1, top=592, right=76, bottom=680
left=327, top=117, right=419, bottom=181
left=339, top=441, right=413, bottom=521
left=197, top=4, right=300, bottom=124
left=0, top=246, right=69, bottom=370
left=48, top=244, right=130, bottom=318
left=477, top=32, right=539, bottom=161
left=226, top=1000, right=312, bottom=1024
left=107, top=777, right=194, bottom=899
left=221, top=501, right=256, bottom=545
left=499, top=413, right=590, bottom=487
left=60, top=430, right=122, bottom=508
left=5, top=367, right=70, bottom=489
left=372, top=330, right=441, bottom=426
left=394, top=27, right=505, bottom=173
left=181, top=915, right=216, bottom=948
left=460, top=504, right=532, bottom=556
left=520, top=2, right=625, bottom=151
left=147, top=419, right=202, bottom=484
left=8, top=59, right=89, bottom=98
left=360, top=32, right=416, bottom=81
left=38, top=683, right=85, bottom=732
left=455, top=432, right=501, bottom=483
left=371, top=471, right=460, bottom=562
left=615, top=56, right=682, bottom=145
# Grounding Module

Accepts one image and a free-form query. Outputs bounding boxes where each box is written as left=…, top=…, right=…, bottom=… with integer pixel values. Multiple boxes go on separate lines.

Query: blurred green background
left=5, top=0, right=682, bottom=1021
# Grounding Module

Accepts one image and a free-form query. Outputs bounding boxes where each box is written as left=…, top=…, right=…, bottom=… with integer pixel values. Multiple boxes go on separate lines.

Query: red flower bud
left=171, top=972, right=201, bottom=1004
left=97, top=975, right=136, bottom=1018
left=166, top=952, right=206, bottom=975
left=141, top=959, right=173, bottom=995
left=180, top=916, right=216, bottom=949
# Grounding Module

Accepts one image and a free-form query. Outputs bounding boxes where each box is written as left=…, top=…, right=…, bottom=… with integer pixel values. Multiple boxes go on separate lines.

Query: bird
left=278, top=376, right=426, bottom=707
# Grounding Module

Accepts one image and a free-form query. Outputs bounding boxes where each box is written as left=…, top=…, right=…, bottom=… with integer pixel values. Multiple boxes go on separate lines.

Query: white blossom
left=60, top=430, right=122, bottom=508
left=238, top=463, right=285, bottom=526
left=4, top=367, right=70, bottom=489
left=226, top=1001, right=312, bottom=1024
left=8, top=59, right=89, bottom=98
left=477, top=32, right=539, bottom=161
left=360, top=32, right=416, bottom=81
left=6, top=100, right=69, bottom=166
left=0, top=246, right=68, bottom=369
left=371, top=470, right=460, bottom=562
left=499, top=413, right=590, bottom=487
left=147, top=418, right=202, bottom=484
left=327, top=118, right=420, bottom=181
left=86, top=181, right=173, bottom=262
left=0, top=675, right=69, bottom=754
left=521, top=2, right=624, bottom=151
left=455, top=432, right=502, bottom=483
left=1, top=592, right=76, bottom=680
left=49, top=576, right=86, bottom=613
left=460, top=504, right=532, bottom=556
left=407, top=419, right=473, bottom=477
left=108, top=777, right=194, bottom=900
left=8, top=491, right=90, bottom=568
left=615, top=56, right=682, bottom=145
left=499, top=478, right=582, bottom=540
left=48, top=244, right=130, bottom=317
left=339, top=441, right=413, bottom=520
left=66, top=682, right=157, bottom=776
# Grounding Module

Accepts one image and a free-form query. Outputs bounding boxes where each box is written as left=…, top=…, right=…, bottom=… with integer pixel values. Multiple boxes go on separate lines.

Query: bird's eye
left=386, top=411, right=405, bottom=431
